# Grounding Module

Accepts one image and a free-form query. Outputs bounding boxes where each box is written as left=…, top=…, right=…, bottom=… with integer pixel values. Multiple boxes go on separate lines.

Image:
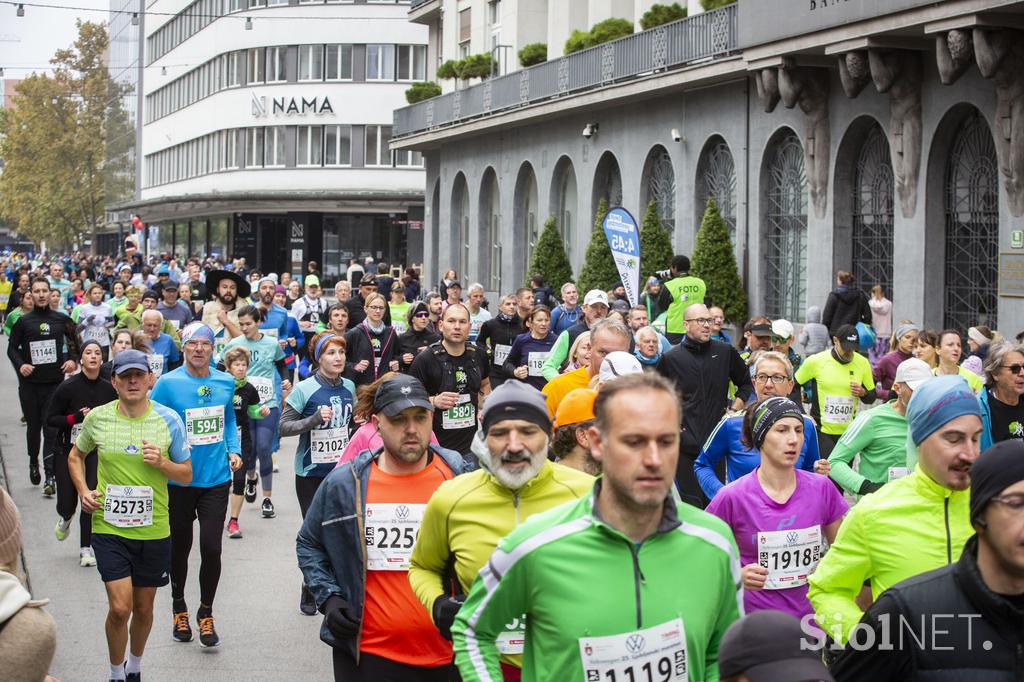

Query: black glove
left=858, top=479, right=884, bottom=496
left=432, top=595, right=464, bottom=640
left=322, top=595, right=359, bottom=640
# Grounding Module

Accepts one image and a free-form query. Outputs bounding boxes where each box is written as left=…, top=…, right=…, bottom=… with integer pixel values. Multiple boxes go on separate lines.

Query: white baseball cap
left=599, top=351, right=644, bottom=383
left=771, top=319, right=794, bottom=340
left=894, top=357, right=933, bottom=391
left=584, top=290, right=610, bottom=307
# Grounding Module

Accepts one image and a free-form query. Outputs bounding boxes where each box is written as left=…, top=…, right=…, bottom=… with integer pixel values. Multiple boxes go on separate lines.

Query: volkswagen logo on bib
left=786, top=531, right=799, bottom=545
left=626, top=634, right=646, bottom=655
left=125, top=444, right=138, bottom=455
left=396, top=505, right=410, bottom=520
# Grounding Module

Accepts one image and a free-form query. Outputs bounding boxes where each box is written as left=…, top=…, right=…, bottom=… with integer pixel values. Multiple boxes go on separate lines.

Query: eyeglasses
left=366, top=305, right=386, bottom=312
left=771, top=336, right=789, bottom=344
left=754, top=374, right=789, bottom=384
left=1001, top=364, right=1024, bottom=375
left=414, top=312, right=430, bottom=318
left=685, top=318, right=713, bottom=326
left=990, top=494, right=1024, bottom=512
left=712, top=316, right=724, bottom=323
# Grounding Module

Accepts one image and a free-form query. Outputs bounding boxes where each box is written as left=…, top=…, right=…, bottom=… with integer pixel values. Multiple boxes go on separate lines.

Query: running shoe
left=42, top=477, right=56, bottom=497
left=172, top=611, right=193, bottom=642
left=54, top=516, right=72, bottom=542
left=198, top=615, right=220, bottom=647
left=261, top=497, right=275, bottom=518
left=125, top=672, right=141, bottom=682
left=29, top=463, right=40, bottom=485
left=80, top=547, right=96, bottom=567
left=299, top=584, right=317, bottom=616
left=243, top=476, right=257, bottom=503
left=227, top=518, right=242, bottom=539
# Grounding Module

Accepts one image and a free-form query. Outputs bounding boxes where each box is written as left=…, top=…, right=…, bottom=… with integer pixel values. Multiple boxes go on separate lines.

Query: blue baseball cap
left=112, top=349, right=150, bottom=375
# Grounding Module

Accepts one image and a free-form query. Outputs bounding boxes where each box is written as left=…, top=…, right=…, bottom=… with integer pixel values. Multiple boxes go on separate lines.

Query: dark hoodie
left=821, top=285, right=871, bottom=338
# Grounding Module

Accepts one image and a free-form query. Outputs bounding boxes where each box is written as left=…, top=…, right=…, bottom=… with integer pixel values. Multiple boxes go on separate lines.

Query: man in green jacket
left=453, top=373, right=741, bottom=681
left=660, top=255, right=707, bottom=345
left=808, top=374, right=982, bottom=646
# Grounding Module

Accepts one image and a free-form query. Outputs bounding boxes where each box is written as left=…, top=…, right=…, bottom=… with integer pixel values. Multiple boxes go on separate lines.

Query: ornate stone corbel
left=869, top=49, right=923, bottom=218
left=754, top=68, right=781, bottom=113
left=778, top=60, right=831, bottom=219
left=974, top=28, right=1024, bottom=217
left=936, top=29, right=974, bottom=85
left=838, top=51, right=872, bottom=98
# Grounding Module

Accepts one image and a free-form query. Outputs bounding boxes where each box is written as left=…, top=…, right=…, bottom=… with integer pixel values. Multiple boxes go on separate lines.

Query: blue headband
left=906, top=374, right=981, bottom=446
left=180, top=322, right=215, bottom=345
left=313, top=333, right=338, bottom=363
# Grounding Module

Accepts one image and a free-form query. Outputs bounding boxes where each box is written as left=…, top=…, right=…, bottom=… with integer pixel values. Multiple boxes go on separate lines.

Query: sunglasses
left=414, top=312, right=430, bottom=318
left=1002, top=364, right=1024, bottom=375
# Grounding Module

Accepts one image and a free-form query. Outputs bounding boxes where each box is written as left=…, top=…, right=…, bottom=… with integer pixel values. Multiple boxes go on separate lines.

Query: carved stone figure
left=936, top=29, right=974, bottom=85
left=870, top=49, right=923, bottom=219
left=778, top=62, right=830, bottom=219
left=755, top=68, right=781, bottom=113
left=974, top=28, right=1024, bottom=217
left=839, top=51, right=872, bottom=98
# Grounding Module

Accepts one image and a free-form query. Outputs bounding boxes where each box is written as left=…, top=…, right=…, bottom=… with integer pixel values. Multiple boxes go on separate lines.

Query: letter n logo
left=251, top=93, right=267, bottom=118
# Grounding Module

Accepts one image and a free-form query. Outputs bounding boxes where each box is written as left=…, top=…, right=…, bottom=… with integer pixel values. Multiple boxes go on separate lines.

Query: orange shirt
left=542, top=366, right=591, bottom=418
left=360, top=457, right=455, bottom=666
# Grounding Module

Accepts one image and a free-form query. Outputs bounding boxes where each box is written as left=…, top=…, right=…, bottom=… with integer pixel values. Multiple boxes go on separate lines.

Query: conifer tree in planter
left=639, top=201, right=673, bottom=283
left=692, top=197, right=747, bottom=324
left=526, top=217, right=574, bottom=288
left=576, top=199, right=619, bottom=294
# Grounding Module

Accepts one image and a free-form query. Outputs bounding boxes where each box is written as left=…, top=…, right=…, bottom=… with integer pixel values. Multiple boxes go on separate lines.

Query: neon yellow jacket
left=408, top=460, right=593, bottom=668
left=807, top=465, right=972, bottom=645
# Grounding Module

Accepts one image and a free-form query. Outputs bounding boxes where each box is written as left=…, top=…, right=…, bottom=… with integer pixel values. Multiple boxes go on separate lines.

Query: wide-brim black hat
left=205, top=270, right=251, bottom=299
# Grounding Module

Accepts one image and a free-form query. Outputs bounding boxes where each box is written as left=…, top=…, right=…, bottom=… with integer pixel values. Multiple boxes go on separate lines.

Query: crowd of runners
left=1, top=242, right=1023, bottom=682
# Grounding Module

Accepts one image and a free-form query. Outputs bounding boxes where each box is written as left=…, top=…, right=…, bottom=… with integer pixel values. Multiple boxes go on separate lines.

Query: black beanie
left=970, top=440, right=1024, bottom=526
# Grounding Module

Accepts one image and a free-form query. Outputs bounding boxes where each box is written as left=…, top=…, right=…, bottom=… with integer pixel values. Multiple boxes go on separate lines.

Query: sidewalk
left=0, top=336, right=332, bottom=681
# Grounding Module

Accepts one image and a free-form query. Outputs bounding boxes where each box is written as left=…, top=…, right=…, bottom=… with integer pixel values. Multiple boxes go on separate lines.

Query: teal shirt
left=225, top=333, right=285, bottom=406
left=285, top=373, right=356, bottom=478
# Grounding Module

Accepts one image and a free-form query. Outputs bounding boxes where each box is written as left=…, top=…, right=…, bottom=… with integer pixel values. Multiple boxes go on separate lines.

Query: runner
left=543, top=318, right=631, bottom=418
left=76, top=283, right=116, bottom=361
left=150, top=322, right=242, bottom=647
left=828, top=357, right=932, bottom=497
left=794, top=324, right=876, bottom=457
left=251, top=276, right=289, bottom=340
left=297, top=374, right=466, bottom=681
left=7, top=276, right=80, bottom=492
left=410, top=380, right=593, bottom=680
left=465, top=283, right=491, bottom=343
left=397, top=301, right=440, bottom=373
left=808, top=374, right=981, bottom=645
left=550, top=388, right=600, bottom=475
left=388, top=281, right=412, bottom=335
left=290, top=275, right=328, bottom=358
left=539, top=290, right=609, bottom=381
left=155, top=280, right=192, bottom=331
left=200, top=270, right=247, bottom=360
left=451, top=373, right=740, bottom=681
left=220, top=345, right=267, bottom=539
left=979, top=340, right=1024, bottom=448
left=343, top=291, right=399, bottom=387
left=475, top=294, right=522, bottom=388
left=223, top=305, right=290, bottom=519
left=694, top=351, right=825, bottom=501
left=45, top=340, right=118, bottom=566
left=114, top=286, right=144, bottom=330
left=410, top=303, right=490, bottom=460
left=503, top=306, right=555, bottom=391
left=139, top=310, right=179, bottom=378
left=934, top=329, right=983, bottom=393
left=68, top=349, right=192, bottom=682
left=872, top=323, right=919, bottom=401
left=280, top=330, right=356, bottom=615
left=706, top=397, right=847, bottom=619
left=548, top=282, right=580, bottom=336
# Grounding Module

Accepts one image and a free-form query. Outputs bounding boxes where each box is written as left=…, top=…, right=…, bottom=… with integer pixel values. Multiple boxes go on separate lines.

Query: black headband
left=751, top=397, right=804, bottom=449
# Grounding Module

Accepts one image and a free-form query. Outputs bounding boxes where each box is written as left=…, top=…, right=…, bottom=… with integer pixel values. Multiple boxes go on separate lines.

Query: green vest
left=664, top=275, right=707, bottom=334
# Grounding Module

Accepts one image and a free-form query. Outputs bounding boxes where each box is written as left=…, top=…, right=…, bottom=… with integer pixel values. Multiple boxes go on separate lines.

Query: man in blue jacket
left=296, top=374, right=467, bottom=681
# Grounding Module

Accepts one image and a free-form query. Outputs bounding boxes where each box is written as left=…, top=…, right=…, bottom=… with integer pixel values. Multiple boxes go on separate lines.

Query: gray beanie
left=482, top=380, right=552, bottom=435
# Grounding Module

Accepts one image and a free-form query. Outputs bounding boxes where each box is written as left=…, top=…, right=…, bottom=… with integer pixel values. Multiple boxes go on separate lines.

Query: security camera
left=582, top=123, right=598, bottom=139
left=671, top=128, right=682, bottom=142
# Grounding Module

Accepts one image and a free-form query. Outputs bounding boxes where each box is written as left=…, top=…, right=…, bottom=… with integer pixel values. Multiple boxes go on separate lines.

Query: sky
left=1, top=0, right=110, bottom=79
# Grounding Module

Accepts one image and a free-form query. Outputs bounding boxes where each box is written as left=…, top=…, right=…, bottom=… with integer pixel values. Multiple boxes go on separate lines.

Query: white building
left=110, top=0, right=428, bottom=281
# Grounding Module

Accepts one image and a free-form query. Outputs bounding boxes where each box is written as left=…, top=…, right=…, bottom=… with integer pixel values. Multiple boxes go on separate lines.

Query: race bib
left=185, top=405, right=224, bottom=446
left=29, top=339, right=57, bottom=365
left=822, top=395, right=856, bottom=425
left=497, top=615, right=527, bottom=655
left=888, top=467, right=912, bottom=482
left=757, top=526, right=822, bottom=590
left=83, top=326, right=108, bottom=343
left=494, top=344, right=511, bottom=366
left=310, top=427, right=348, bottom=465
left=392, top=320, right=407, bottom=335
left=103, top=485, right=154, bottom=528
left=147, top=353, right=164, bottom=377
left=168, top=319, right=181, bottom=330
left=527, top=351, right=549, bottom=377
left=364, top=503, right=424, bottom=570
left=249, top=376, right=275, bottom=405
left=263, top=328, right=278, bottom=338
left=579, top=618, right=687, bottom=682
left=70, top=423, right=83, bottom=445
left=442, top=395, right=475, bottom=430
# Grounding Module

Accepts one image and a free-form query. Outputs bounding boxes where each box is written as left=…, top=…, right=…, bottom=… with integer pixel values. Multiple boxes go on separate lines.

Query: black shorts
left=92, top=533, right=171, bottom=587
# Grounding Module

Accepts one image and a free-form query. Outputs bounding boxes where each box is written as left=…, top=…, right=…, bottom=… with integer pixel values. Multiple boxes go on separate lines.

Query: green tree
left=577, top=199, right=619, bottom=294
left=518, top=43, right=548, bottom=67
left=564, top=18, right=634, bottom=55
left=526, top=216, right=574, bottom=289
left=639, top=202, right=673, bottom=282
left=564, top=29, right=591, bottom=55
left=436, top=60, right=459, bottom=79
left=701, top=0, right=733, bottom=10
left=405, top=81, right=442, bottom=104
left=0, top=21, right=128, bottom=249
left=640, top=3, right=687, bottom=30
left=692, top=197, right=747, bottom=323
left=457, top=53, right=494, bottom=80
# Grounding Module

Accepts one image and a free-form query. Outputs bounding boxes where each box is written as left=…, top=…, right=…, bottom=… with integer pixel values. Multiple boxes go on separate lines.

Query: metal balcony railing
left=393, top=4, right=738, bottom=138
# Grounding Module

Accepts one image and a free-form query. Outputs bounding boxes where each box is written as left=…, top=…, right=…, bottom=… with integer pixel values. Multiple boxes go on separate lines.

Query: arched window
left=763, top=131, right=808, bottom=320
left=592, top=152, right=623, bottom=219
left=851, top=124, right=895, bottom=298
left=514, top=163, right=539, bottom=283
left=696, top=137, right=737, bottom=242
left=944, top=111, right=999, bottom=330
left=451, top=173, right=470, bottom=283
left=479, top=168, right=502, bottom=292
left=641, top=146, right=676, bottom=235
left=550, top=157, right=578, bottom=266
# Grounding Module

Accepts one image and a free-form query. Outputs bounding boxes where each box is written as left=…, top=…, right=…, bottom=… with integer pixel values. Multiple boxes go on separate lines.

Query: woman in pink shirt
left=336, top=371, right=439, bottom=467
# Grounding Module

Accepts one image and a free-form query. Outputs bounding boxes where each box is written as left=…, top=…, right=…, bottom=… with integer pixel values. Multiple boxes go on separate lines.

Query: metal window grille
left=944, top=111, right=999, bottom=330
left=645, top=149, right=676, bottom=235
left=851, top=125, right=894, bottom=297
left=700, top=141, right=737, bottom=242
left=764, top=133, right=808, bottom=320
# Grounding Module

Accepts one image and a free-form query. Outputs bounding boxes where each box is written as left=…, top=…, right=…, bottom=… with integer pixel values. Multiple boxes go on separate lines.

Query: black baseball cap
left=718, top=610, right=833, bottom=682
left=835, top=324, right=860, bottom=352
left=163, top=279, right=179, bottom=291
left=750, top=323, right=773, bottom=337
left=142, top=289, right=160, bottom=301
left=374, top=375, right=433, bottom=417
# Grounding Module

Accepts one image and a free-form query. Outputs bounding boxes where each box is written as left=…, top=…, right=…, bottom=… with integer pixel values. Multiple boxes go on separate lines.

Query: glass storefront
left=173, top=222, right=189, bottom=261
left=191, top=220, right=208, bottom=257
left=209, top=217, right=229, bottom=261
left=322, top=213, right=407, bottom=287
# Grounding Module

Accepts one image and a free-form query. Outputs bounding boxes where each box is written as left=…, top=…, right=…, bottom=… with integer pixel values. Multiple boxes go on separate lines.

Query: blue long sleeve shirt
left=694, top=414, right=820, bottom=500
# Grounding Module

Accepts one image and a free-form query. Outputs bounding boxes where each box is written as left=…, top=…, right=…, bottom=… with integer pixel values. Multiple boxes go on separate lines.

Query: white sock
left=126, top=653, right=142, bottom=675
left=110, top=662, right=126, bottom=680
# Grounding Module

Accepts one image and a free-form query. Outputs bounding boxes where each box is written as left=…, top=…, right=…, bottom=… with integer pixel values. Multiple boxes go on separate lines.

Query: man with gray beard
left=408, top=380, right=594, bottom=679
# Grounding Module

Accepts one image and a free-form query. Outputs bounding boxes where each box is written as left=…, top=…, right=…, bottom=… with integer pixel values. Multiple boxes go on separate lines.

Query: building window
left=763, top=132, right=808, bottom=321
left=365, top=125, right=393, bottom=167
left=248, top=0, right=267, bottom=7
left=366, top=45, right=396, bottom=81
left=459, top=7, right=472, bottom=48
left=642, top=146, right=676, bottom=236
left=268, top=0, right=288, bottom=5
left=226, top=51, right=243, bottom=87
left=326, top=44, right=352, bottom=80
left=396, top=45, right=426, bottom=81
left=298, top=45, right=324, bottom=81
left=697, top=138, right=737, bottom=243
left=266, top=127, right=286, bottom=167
left=222, top=129, right=241, bottom=169
left=297, top=126, right=324, bottom=166
left=488, top=0, right=501, bottom=25
left=851, top=124, right=894, bottom=301
left=267, top=47, right=287, bottom=82
left=394, top=149, right=423, bottom=168
left=325, top=125, right=352, bottom=166
left=226, top=0, right=243, bottom=12
left=246, top=128, right=265, bottom=167
left=248, top=47, right=265, bottom=83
